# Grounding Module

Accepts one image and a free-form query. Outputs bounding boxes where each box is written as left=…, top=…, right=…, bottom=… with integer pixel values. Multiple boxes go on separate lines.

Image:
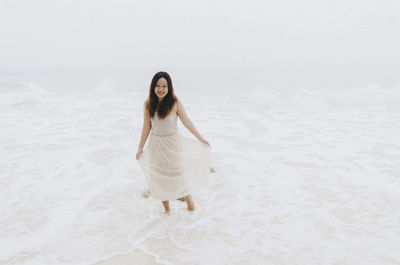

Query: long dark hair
left=146, top=71, right=177, bottom=120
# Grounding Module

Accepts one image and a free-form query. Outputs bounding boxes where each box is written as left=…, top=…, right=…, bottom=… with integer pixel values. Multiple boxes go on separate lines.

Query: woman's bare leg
left=162, top=200, right=170, bottom=213
left=184, top=195, right=195, bottom=211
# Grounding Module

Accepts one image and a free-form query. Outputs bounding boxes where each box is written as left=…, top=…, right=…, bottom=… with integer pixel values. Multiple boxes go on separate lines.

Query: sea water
left=1, top=67, right=399, bottom=265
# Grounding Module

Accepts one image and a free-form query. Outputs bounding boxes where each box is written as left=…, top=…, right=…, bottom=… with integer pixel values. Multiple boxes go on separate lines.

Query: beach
left=94, top=250, right=160, bottom=265
left=1, top=67, right=399, bottom=265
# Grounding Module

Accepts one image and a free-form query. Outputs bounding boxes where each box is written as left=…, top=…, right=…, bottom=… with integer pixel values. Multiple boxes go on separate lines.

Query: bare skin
left=136, top=77, right=210, bottom=212
left=162, top=200, right=170, bottom=213
left=162, top=195, right=194, bottom=213
left=185, top=195, right=195, bottom=211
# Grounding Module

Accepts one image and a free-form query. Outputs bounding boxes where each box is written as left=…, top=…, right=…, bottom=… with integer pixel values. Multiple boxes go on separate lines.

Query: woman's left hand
left=199, top=138, right=211, bottom=148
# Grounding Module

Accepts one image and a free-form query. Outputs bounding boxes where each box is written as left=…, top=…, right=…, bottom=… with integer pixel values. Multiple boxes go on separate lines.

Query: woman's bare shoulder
left=173, top=97, right=181, bottom=114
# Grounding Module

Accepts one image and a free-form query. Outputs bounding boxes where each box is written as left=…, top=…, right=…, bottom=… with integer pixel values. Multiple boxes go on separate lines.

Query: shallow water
left=1, top=68, right=400, bottom=265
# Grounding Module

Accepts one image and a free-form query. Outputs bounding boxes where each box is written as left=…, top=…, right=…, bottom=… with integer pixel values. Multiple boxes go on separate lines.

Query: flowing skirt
left=137, top=131, right=210, bottom=201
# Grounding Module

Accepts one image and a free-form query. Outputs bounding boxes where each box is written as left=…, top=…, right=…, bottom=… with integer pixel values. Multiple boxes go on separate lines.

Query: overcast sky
left=0, top=0, right=399, bottom=67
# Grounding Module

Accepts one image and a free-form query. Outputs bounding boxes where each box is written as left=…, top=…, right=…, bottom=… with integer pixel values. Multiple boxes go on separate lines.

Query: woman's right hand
left=136, top=148, right=143, bottom=160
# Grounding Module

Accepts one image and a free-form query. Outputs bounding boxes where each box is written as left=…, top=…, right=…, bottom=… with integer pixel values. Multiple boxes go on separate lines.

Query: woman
left=136, top=71, right=211, bottom=213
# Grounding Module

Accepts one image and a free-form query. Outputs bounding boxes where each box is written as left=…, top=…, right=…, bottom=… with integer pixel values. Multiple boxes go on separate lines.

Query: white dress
left=137, top=110, right=210, bottom=201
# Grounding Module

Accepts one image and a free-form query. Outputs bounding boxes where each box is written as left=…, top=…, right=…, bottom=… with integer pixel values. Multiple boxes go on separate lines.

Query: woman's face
left=155, top=77, right=168, bottom=101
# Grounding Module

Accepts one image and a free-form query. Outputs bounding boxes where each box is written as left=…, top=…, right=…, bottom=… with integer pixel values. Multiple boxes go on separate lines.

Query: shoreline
left=93, top=250, right=162, bottom=265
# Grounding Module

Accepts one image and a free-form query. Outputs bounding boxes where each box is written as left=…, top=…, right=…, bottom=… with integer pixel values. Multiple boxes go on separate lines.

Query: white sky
left=0, top=0, right=399, bottom=67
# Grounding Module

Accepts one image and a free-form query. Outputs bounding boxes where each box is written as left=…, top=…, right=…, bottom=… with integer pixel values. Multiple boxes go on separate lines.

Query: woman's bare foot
left=162, top=200, right=170, bottom=213
left=177, top=197, right=185, bottom=202
left=184, top=195, right=195, bottom=211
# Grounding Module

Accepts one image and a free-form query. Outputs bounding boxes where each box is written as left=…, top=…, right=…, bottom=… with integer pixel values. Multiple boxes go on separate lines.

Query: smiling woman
left=136, top=71, right=211, bottom=213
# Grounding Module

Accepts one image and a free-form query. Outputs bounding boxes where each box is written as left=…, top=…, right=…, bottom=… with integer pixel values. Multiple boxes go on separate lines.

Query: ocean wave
left=248, top=84, right=400, bottom=111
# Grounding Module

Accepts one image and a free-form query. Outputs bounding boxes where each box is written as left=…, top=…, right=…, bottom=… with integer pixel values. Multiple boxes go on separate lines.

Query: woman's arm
left=136, top=101, right=151, bottom=159
left=176, top=98, right=209, bottom=146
